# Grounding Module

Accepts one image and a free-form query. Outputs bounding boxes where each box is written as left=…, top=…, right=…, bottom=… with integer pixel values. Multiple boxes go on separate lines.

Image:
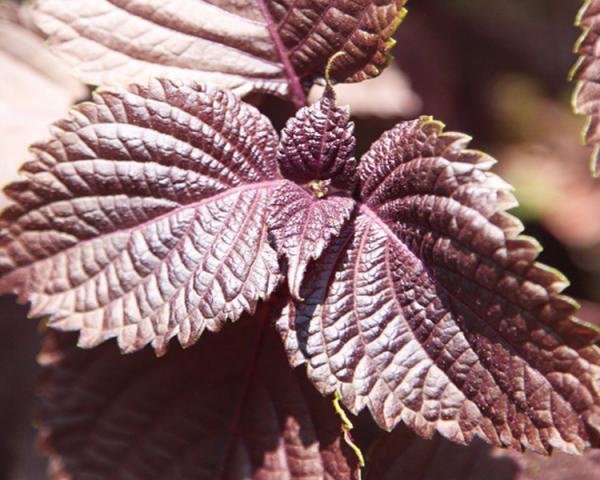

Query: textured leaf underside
left=573, top=0, right=600, bottom=175
left=276, top=118, right=600, bottom=454
left=32, top=0, right=407, bottom=106
left=0, top=79, right=282, bottom=353
left=38, top=310, right=360, bottom=479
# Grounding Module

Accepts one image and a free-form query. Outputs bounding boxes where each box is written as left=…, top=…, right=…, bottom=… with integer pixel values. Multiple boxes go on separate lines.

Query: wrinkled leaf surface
left=33, top=0, right=407, bottom=106
left=0, top=79, right=282, bottom=353
left=38, top=310, right=360, bottom=479
left=276, top=117, right=600, bottom=454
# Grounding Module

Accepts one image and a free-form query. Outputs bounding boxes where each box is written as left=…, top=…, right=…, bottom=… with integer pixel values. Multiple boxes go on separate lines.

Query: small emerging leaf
left=32, top=0, right=407, bottom=107
left=38, top=310, right=360, bottom=479
left=277, top=88, right=358, bottom=189
left=276, top=117, right=600, bottom=454
left=267, top=88, right=358, bottom=297
left=0, top=79, right=282, bottom=354
left=268, top=180, right=355, bottom=299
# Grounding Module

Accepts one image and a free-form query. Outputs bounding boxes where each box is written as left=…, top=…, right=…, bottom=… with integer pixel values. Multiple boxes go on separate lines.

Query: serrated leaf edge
left=418, top=115, right=600, bottom=341
left=328, top=0, right=408, bottom=84
left=570, top=0, right=600, bottom=176
left=2, top=78, right=284, bottom=355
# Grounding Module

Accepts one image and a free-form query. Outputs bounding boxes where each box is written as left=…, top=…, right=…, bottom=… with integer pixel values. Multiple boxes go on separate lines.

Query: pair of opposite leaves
left=1, top=76, right=600, bottom=459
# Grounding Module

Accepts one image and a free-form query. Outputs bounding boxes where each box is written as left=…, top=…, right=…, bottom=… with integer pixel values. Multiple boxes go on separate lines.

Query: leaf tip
left=289, top=284, right=305, bottom=302
left=152, top=336, right=172, bottom=357
left=418, top=115, right=446, bottom=131
left=575, top=0, right=592, bottom=28
left=518, top=234, right=544, bottom=253
left=325, top=51, right=348, bottom=93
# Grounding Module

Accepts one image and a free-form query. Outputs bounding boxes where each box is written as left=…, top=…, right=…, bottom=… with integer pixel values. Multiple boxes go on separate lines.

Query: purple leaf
left=32, top=0, right=407, bottom=107
left=38, top=307, right=361, bottom=479
left=2, top=72, right=600, bottom=462
left=267, top=180, right=355, bottom=299
left=277, top=88, right=358, bottom=189
left=276, top=117, right=600, bottom=454
left=572, top=0, right=600, bottom=175
left=0, top=79, right=282, bottom=354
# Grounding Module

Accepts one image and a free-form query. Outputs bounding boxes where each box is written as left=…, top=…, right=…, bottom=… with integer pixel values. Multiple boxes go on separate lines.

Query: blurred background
left=0, top=0, right=598, bottom=478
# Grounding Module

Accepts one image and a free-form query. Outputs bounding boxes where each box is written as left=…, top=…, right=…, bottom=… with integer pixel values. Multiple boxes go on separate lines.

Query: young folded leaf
left=572, top=0, right=600, bottom=175
left=0, top=79, right=282, bottom=354
left=38, top=308, right=360, bottom=479
left=268, top=89, right=357, bottom=297
left=32, top=0, right=407, bottom=107
left=276, top=88, right=357, bottom=189
left=268, top=181, right=355, bottom=299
